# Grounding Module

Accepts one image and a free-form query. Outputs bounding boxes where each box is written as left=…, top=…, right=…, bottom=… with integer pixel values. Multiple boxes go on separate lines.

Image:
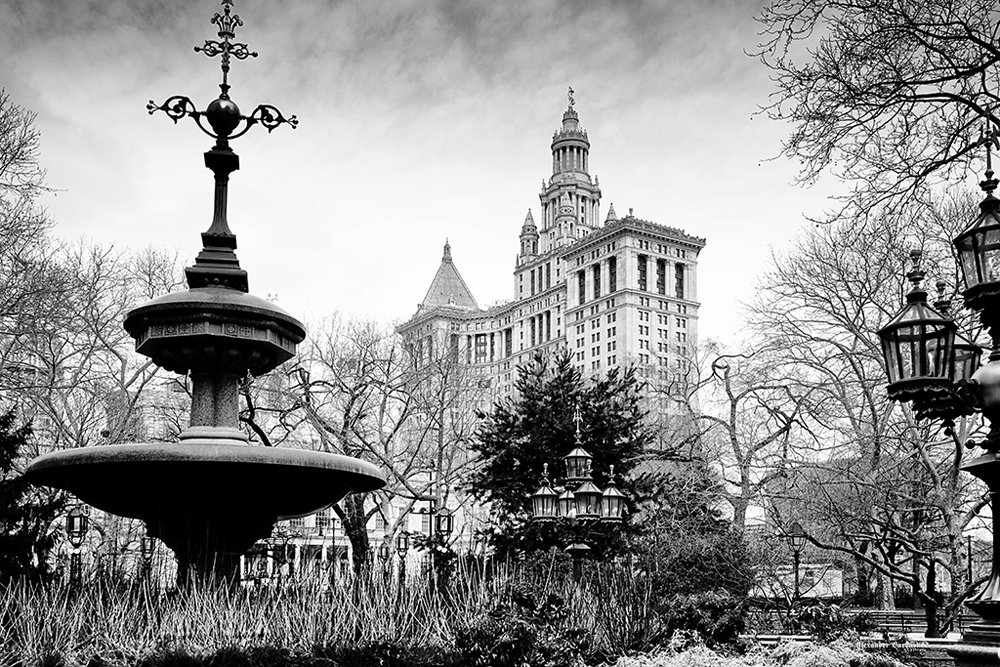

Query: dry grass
left=0, top=559, right=655, bottom=666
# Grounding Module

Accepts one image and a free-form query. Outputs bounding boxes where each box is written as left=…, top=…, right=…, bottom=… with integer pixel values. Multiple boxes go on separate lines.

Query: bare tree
left=755, top=0, right=1000, bottom=218
left=748, top=197, right=988, bottom=631
left=241, top=317, right=484, bottom=572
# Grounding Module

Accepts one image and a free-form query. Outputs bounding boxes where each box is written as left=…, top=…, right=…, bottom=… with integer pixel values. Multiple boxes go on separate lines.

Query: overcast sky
left=1, top=0, right=839, bottom=346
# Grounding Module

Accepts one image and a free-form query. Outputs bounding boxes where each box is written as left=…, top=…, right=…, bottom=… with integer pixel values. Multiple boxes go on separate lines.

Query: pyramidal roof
left=419, top=240, right=480, bottom=311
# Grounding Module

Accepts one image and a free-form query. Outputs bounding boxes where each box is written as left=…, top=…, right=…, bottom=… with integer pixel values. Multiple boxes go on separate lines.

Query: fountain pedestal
left=24, top=1, right=384, bottom=583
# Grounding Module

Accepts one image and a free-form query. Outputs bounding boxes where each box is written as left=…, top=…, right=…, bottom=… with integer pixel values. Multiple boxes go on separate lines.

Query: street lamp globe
left=530, top=462, right=558, bottom=521
left=601, top=484, right=626, bottom=522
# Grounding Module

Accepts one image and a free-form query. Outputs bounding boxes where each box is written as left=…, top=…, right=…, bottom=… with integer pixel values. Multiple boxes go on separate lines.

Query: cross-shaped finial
left=194, top=0, right=259, bottom=98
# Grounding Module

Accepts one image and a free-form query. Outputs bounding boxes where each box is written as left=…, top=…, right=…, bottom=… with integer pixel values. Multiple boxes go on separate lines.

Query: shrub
left=660, top=591, right=747, bottom=647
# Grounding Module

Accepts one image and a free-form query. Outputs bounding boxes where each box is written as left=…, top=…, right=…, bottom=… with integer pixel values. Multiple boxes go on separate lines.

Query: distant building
left=399, top=93, right=706, bottom=413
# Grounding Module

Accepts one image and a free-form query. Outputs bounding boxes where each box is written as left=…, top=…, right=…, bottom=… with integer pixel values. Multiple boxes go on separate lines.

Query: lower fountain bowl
left=25, top=443, right=386, bottom=568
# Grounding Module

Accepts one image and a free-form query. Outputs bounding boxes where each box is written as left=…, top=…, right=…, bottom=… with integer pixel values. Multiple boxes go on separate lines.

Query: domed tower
left=539, top=88, right=602, bottom=252
left=519, top=209, right=539, bottom=263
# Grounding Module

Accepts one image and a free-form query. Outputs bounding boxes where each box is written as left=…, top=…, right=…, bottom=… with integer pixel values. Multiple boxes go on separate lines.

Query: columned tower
left=519, top=209, right=539, bottom=263
left=539, top=87, right=602, bottom=252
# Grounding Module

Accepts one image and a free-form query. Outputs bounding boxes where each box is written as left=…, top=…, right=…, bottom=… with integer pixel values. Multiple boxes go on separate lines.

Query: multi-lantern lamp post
left=877, top=137, right=1000, bottom=658
left=528, top=405, right=627, bottom=581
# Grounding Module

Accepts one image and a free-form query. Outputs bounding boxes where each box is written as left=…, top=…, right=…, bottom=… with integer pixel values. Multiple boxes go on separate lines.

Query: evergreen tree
left=468, top=352, right=652, bottom=558
left=0, top=409, right=65, bottom=582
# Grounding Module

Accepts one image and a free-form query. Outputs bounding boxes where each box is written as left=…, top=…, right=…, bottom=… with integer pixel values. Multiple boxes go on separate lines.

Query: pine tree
left=468, top=351, right=652, bottom=558
left=0, top=409, right=65, bottom=582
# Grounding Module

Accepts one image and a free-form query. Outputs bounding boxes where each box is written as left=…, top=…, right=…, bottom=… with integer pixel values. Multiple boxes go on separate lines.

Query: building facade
left=399, top=94, right=706, bottom=406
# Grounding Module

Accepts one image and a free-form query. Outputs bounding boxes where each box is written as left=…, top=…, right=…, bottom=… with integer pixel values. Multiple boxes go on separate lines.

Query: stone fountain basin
left=24, top=443, right=385, bottom=521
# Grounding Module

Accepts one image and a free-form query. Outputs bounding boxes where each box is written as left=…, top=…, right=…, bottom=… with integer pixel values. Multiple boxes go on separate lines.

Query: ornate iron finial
left=568, top=86, right=575, bottom=109
left=542, top=462, right=550, bottom=484
left=608, top=464, right=615, bottom=481
left=906, top=248, right=926, bottom=290
left=573, top=402, right=582, bottom=444
left=145, top=0, right=299, bottom=293
left=147, top=0, right=297, bottom=146
left=194, top=0, right=258, bottom=98
left=981, top=117, right=1000, bottom=195
left=934, top=279, right=952, bottom=316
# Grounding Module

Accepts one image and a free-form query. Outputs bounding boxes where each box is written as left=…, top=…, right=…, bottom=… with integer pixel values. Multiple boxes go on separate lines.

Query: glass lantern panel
left=558, top=493, right=575, bottom=518
left=983, top=228, right=1000, bottom=283
left=958, top=237, right=979, bottom=288
left=882, top=337, right=902, bottom=384
left=575, top=491, right=602, bottom=517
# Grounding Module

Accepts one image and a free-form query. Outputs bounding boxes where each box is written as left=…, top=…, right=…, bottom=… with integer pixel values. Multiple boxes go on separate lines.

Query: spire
left=605, top=203, right=617, bottom=223
left=420, top=242, right=479, bottom=311
left=522, top=209, right=536, bottom=229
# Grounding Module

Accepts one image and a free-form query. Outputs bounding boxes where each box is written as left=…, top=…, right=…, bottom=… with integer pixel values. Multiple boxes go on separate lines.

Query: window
left=639, top=310, right=650, bottom=322
left=591, top=332, right=601, bottom=342
left=578, top=270, right=586, bottom=305
left=607, top=313, right=616, bottom=324
left=638, top=254, right=648, bottom=291
left=656, top=258, right=666, bottom=295
left=639, top=325, right=649, bottom=335
left=677, top=317, right=687, bottom=328
left=593, top=263, right=601, bottom=299
left=530, top=271, right=536, bottom=295
left=577, top=324, right=585, bottom=334
left=675, top=264, right=685, bottom=299
left=608, top=326, right=617, bottom=336
left=639, top=297, right=650, bottom=307
left=577, top=337, right=585, bottom=348
left=546, top=263, right=552, bottom=290
left=608, top=256, right=617, bottom=292
left=640, top=339, right=649, bottom=349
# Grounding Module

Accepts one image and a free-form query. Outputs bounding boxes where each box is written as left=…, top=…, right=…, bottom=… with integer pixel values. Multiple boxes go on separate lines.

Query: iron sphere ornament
left=205, top=97, right=242, bottom=137
left=878, top=249, right=957, bottom=405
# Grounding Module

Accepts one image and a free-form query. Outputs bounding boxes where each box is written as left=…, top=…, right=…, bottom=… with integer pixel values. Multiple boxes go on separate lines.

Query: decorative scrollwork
left=147, top=96, right=200, bottom=124
left=248, top=104, right=299, bottom=133
left=195, top=40, right=257, bottom=61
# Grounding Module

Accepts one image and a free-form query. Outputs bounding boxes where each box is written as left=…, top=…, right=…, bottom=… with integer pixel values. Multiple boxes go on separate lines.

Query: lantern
left=435, top=508, right=454, bottom=536
left=530, top=483, right=558, bottom=521
left=396, top=531, right=410, bottom=555
left=877, top=250, right=956, bottom=403
left=66, top=507, right=89, bottom=549
left=955, top=331, right=984, bottom=382
left=564, top=447, right=592, bottom=485
left=785, top=521, right=807, bottom=554
left=601, top=484, right=626, bottom=522
left=574, top=480, right=603, bottom=520
left=378, top=543, right=390, bottom=562
left=954, top=171, right=1000, bottom=310
left=557, top=489, right=576, bottom=518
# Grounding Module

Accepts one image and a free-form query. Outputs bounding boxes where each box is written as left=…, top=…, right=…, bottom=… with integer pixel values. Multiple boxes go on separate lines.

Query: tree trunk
left=923, top=561, right=941, bottom=639
left=876, top=565, right=896, bottom=610
left=336, top=493, right=371, bottom=574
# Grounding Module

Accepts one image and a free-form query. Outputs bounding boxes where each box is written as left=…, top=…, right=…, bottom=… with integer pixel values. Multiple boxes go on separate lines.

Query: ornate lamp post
left=877, top=137, right=1000, bottom=663
left=66, top=507, right=89, bottom=589
left=783, top=521, right=807, bottom=600
left=527, top=403, right=627, bottom=582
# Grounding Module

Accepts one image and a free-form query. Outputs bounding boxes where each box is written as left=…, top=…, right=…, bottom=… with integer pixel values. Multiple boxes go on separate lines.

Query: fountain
left=24, top=0, right=385, bottom=583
